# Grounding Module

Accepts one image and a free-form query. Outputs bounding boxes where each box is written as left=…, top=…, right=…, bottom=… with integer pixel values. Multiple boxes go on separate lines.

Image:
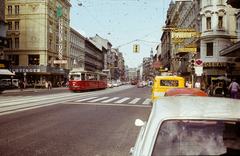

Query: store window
left=15, top=21, right=19, bottom=31
left=8, top=6, right=12, bottom=15
left=15, top=38, right=19, bottom=48
left=28, top=55, right=39, bottom=65
left=206, top=43, right=213, bottom=56
left=15, top=5, right=19, bottom=14
left=8, top=22, right=12, bottom=31
left=206, top=17, right=211, bottom=30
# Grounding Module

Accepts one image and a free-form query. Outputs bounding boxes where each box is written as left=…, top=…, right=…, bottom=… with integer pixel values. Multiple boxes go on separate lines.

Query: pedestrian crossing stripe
left=61, top=102, right=151, bottom=107
left=73, top=97, right=151, bottom=105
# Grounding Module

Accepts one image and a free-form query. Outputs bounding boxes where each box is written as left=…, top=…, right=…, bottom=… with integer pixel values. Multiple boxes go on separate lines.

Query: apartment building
left=69, top=27, right=85, bottom=69
left=161, top=0, right=239, bottom=88
left=4, top=0, right=71, bottom=86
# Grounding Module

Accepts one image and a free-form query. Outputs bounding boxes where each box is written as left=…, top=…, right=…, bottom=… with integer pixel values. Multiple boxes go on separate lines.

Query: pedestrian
left=45, top=81, right=48, bottom=89
left=222, top=81, right=227, bottom=97
left=18, top=80, right=23, bottom=91
left=195, top=80, right=201, bottom=90
left=48, top=81, right=51, bottom=89
left=229, top=78, right=239, bottom=99
left=187, top=81, right=192, bottom=88
left=209, top=82, right=215, bottom=96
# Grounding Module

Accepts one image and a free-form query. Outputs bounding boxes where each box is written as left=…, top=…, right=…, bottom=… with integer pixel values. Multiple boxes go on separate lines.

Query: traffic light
left=190, top=59, right=195, bottom=70
left=133, top=44, right=139, bottom=53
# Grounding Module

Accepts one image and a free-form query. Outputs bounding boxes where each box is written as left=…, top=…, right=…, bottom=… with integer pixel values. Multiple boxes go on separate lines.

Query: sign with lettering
left=178, top=48, right=197, bottom=52
left=203, top=62, right=227, bottom=67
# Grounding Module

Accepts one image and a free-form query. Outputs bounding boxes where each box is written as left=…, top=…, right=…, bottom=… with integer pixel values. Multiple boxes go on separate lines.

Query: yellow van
left=151, top=76, right=185, bottom=103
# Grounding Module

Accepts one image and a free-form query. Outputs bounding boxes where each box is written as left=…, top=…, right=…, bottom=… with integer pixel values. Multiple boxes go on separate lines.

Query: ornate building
left=4, top=0, right=71, bottom=86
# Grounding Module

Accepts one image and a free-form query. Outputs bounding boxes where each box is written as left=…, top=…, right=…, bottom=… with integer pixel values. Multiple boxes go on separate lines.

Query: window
left=64, top=20, right=67, bottom=27
left=15, top=38, right=19, bottom=48
left=207, top=43, right=213, bottom=56
left=207, top=17, right=211, bottom=29
left=65, top=7, right=67, bottom=14
left=8, top=6, right=12, bottom=15
left=152, top=120, right=240, bottom=155
left=15, top=22, right=19, bottom=31
left=218, top=16, right=223, bottom=29
left=50, top=8, right=52, bottom=17
left=28, top=55, right=39, bottom=65
left=218, top=0, right=223, bottom=4
left=64, top=32, right=66, bottom=40
left=207, top=0, right=212, bottom=5
left=15, top=5, right=19, bottom=14
left=49, top=24, right=52, bottom=33
left=160, top=80, right=179, bottom=86
left=49, top=39, right=52, bottom=49
left=9, top=55, right=19, bottom=65
left=8, top=22, right=12, bottom=31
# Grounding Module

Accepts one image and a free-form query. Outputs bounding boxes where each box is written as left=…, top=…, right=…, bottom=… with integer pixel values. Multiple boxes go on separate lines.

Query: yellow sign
left=108, top=66, right=114, bottom=68
left=172, top=38, right=184, bottom=43
left=178, top=48, right=197, bottom=52
left=159, top=69, right=166, bottom=71
left=171, top=32, right=200, bottom=39
left=184, top=43, right=197, bottom=48
left=0, top=64, right=6, bottom=68
left=133, top=45, right=140, bottom=53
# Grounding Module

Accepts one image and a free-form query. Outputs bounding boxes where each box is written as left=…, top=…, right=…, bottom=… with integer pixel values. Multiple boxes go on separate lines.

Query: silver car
left=130, top=96, right=240, bottom=155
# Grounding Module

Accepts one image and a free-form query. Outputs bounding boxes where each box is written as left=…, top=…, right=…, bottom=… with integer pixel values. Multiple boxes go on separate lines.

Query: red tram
left=69, top=68, right=107, bottom=92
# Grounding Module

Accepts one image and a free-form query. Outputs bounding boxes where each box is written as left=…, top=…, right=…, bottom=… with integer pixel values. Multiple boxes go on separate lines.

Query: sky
left=70, top=0, right=174, bottom=68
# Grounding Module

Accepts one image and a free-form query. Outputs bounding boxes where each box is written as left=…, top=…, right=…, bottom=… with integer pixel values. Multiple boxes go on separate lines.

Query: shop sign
left=161, top=25, right=177, bottom=32
left=13, top=68, right=41, bottom=73
left=203, top=62, right=227, bottom=67
left=178, top=48, right=197, bottom=52
left=54, top=60, right=67, bottom=64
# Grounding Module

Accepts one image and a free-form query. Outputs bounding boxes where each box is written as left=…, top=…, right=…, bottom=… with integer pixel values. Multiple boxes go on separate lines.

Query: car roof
left=154, top=76, right=184, bottom=80
left=164, top=88, right=209, bottom=97
left=152, top=96, right=240, bottom=119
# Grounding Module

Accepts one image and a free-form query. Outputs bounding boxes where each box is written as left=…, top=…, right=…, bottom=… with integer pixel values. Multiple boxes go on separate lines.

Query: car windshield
left=152, top=120, right=240, bottom=155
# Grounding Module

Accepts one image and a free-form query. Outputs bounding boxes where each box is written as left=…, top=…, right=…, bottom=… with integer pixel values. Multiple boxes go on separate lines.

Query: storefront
left=12, top=66, right=68, bottom=87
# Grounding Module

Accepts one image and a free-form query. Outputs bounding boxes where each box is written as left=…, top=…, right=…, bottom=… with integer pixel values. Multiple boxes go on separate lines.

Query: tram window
left=74, top=75, right=81, bottom=80
left=81, top=74, right=85, bottom=80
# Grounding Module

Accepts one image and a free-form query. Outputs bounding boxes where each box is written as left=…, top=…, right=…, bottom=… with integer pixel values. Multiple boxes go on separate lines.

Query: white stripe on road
left=88, top=97, right=109, bottom=102
left=114, top=97, right=130, bottom=103
left=101, top=97, right=119, bottom=103
left=129, top=98, right=141, bottom=104
left=74, top=97, right=98, bottom=102
left=142, top=98, right=151, bottom=105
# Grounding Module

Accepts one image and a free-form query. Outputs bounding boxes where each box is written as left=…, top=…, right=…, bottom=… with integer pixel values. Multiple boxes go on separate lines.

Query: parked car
left=131, top=81, right=137, bottom=85
left=112, top=81, right=119, bottom=87
left=164, top=88, right=209, bottom=97
left=130, top=96, right=240, bottom=155
left=107, top=82, right=113, bottom=88
left=137, top=82, right=144, bottom=88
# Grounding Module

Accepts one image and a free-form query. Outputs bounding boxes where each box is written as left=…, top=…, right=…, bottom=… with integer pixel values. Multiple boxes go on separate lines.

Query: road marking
left=61, top=102, right=151, bottom=107
left=88, top=97, right=109, bottom=102
left=142, top=98, right=151, bottom=105
left=129, top=98, right=141, bottom=104
left=74, top=97, right=98, bottom=102
left=114, top=97, right=130, bottom=103
left=101, top=97, right=119, bottom=103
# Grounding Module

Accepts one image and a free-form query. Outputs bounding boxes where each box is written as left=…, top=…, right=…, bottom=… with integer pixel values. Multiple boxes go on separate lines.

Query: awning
left=0, top=69, right=15, bottom=75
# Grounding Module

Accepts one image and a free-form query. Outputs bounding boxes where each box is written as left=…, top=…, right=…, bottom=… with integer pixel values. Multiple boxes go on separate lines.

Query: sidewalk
left=2, top=87, right=68, bottom=94
left=211, top=93, right=240, bottom=99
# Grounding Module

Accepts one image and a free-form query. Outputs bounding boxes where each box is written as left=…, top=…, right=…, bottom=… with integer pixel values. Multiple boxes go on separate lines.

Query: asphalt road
left=0, top=85, right=152, bottom=156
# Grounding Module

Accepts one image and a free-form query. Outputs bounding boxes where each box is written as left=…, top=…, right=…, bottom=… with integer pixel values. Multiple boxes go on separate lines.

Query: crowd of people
left=186, top=78, right=239, bottom=99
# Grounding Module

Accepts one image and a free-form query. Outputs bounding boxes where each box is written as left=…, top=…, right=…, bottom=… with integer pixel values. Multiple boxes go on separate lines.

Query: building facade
left=161, top=0, right=239, bottom=88
left=4, top=0, right=71, bottom=86
left=69, top=27, right=85, bottom=69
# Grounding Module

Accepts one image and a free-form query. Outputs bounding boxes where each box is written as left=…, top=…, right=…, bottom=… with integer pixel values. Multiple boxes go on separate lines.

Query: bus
left=69, top=68, right=107, bottom=92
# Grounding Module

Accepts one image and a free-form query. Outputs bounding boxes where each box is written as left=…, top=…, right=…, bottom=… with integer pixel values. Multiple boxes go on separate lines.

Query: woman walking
left=229, top=78, right=239, bottom=99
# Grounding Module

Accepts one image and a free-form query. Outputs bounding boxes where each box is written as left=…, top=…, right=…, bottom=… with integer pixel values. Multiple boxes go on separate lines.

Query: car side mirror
left=135, top=119, right=144, bottom=126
